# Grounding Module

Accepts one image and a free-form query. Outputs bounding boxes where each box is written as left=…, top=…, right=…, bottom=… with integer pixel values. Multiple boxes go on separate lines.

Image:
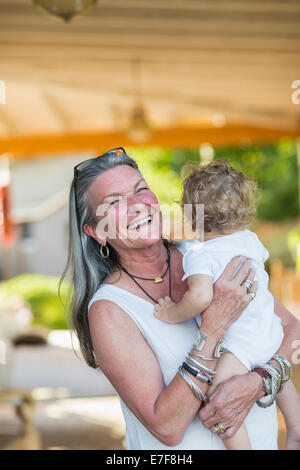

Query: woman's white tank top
left=88, top=242, right=278, bottom=450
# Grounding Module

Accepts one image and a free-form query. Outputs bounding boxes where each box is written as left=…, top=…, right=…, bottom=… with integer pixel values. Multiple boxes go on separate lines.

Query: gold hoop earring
left=99, top=244, right=110, bottom=259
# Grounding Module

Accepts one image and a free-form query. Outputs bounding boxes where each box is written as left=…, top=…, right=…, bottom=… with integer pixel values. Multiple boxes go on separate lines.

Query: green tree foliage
left=214, top=140, right=299, bottom=221
left=130, top=140, right=299, bottom=221
left=0, top=274, right=69, bottom=329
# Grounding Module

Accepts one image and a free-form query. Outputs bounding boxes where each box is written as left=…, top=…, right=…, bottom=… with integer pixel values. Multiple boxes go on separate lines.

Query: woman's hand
left=200, top=256, right=258, bottom=339
left=199, top=372, right=263, bottom=440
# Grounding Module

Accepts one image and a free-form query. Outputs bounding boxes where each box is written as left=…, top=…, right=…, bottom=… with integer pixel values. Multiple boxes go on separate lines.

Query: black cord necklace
left=117, top=243, right=172, bottom=304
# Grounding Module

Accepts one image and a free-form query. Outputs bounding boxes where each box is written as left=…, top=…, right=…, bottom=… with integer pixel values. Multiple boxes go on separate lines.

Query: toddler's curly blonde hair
left=181, top=160, right=259, bottom=234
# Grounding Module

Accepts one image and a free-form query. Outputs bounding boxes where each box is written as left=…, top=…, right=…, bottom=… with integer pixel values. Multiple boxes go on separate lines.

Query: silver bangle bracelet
left=178, top=365, right=208, bottom=403
left=185, top=353, right=215, bottom=384
left=272, top=355, right=292, bottom=384
left=184, top=358, right=212, bottom=384
left=192, top=331, right=207, bottom=352
left=254, top=362, right=282, bottom=408
left=270, top=358, right=285, bottom=394
left=186, top=353, right=216, bottom=377
left=192, top=332, right=224, bottom=360
left=191, top=351, right=216, bottom=361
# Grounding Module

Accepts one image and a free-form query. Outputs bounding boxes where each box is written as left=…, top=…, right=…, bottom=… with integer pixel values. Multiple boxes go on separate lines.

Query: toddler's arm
left=154, top=274, right=213, bottom=323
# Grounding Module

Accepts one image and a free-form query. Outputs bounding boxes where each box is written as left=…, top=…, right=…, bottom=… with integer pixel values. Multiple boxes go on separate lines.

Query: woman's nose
left=127, top=201, right=146, bottom=217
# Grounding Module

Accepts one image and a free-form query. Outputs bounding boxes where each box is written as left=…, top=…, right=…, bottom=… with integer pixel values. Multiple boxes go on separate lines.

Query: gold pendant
left=154, top=277, right=163, bottom=284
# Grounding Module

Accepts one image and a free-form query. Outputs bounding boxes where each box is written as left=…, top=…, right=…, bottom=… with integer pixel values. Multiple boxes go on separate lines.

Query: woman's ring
left=214, top=422, right=226, bottom=434
left=250, top=291, right=256, bottom=300
left=242, top=279, right=253, bottom=294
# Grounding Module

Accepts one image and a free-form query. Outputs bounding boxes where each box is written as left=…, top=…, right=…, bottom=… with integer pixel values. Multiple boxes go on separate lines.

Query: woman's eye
left=110, top=200, right=119, bottom=206
left=137, top=187, right=148, bottom=192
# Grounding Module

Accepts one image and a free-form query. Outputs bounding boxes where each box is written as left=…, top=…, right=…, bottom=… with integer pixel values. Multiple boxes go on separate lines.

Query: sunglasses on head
left=73, top=147, right=126, bottom=178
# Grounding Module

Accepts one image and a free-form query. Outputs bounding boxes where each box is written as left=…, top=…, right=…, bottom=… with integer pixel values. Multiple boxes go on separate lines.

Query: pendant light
left=33, top=0, right=98, bottom=22
left=126, top=60, right=152, bottom=143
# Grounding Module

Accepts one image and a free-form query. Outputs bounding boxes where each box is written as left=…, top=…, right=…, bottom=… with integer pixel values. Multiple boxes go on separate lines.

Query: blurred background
left=0, top=0, right=300, bottom=450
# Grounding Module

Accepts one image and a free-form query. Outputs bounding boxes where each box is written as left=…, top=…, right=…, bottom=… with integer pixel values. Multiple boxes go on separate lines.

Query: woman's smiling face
left=85, top=165, right=162, bottom=250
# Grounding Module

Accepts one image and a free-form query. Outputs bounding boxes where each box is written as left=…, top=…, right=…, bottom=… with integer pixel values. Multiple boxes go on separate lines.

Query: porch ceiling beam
left=1, top=124, right=300, bottom=158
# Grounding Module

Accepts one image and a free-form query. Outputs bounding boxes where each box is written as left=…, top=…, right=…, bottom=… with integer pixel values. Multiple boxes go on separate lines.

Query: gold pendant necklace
left=117, top=243, right=172, bottom=304
left=117, top=243, right=170, bottom=285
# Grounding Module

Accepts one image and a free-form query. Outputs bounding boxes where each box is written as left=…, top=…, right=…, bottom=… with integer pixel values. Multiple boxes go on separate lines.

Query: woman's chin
left=128, top=229, right=162, bottom=246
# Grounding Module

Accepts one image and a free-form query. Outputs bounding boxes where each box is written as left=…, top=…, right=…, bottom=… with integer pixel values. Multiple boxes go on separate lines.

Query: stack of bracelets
left=178, top=331, right=220, bottom=404
left=178, top=331, right=292, bottom=408
left=251, top=354, right=292, bottom=408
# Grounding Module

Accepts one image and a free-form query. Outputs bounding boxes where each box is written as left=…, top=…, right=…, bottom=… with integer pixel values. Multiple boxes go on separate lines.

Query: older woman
left=61, top=148, right=300, bottom=450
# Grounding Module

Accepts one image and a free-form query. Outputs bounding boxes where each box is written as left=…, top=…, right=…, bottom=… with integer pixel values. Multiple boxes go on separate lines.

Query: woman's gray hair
left=59, top=150, right=140, bottom=368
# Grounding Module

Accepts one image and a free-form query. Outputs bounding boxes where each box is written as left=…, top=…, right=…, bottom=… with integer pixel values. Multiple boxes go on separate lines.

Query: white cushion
left=1, top=344, right=116, bottom=398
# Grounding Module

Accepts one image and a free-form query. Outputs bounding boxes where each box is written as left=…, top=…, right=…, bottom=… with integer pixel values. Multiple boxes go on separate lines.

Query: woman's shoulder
left=88, top=282, right=119, bottom=313
left=88, top=286, right=137, bottom=334
left=88, top=286, right=114, bottom=312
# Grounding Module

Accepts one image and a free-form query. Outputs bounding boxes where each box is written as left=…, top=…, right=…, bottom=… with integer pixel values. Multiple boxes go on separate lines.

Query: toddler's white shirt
left=182, top=230, right=284, bottom=369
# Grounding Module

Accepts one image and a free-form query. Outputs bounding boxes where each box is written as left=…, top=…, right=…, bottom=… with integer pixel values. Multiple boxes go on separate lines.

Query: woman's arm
left=89, top=299, right=209, bottom=446
left=199, top=296, right=300, bottom=440
left=89, top=257, right=255, bottom=446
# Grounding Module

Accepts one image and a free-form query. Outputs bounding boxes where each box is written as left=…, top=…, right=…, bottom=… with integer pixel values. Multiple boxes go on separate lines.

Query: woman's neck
left=117, top=240, right=168, bottom=277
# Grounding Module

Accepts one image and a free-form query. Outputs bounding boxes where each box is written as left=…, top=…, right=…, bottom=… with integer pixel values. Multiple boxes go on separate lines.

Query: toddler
left=155, top=160, right=300, bottom=450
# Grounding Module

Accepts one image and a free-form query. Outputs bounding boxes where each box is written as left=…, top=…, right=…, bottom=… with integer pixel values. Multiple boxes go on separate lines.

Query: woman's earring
left=99, top=244, right=110, bottom=259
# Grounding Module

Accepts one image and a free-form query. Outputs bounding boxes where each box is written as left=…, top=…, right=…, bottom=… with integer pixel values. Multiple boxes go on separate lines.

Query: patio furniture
left=0, top=330, right=116, bottom=449
left=0, top=389, right=41, bottom=450
left=1, top=330, right=116, bottom=398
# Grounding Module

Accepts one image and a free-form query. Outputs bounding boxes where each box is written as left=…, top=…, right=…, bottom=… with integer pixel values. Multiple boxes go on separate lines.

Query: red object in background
left=0, top=184, right=17, bottom=247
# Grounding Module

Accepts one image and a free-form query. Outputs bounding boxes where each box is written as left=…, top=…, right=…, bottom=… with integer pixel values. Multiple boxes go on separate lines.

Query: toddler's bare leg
left=276, top=380, right=300, bottom=450
left=208, top=352, right=252, bottom=450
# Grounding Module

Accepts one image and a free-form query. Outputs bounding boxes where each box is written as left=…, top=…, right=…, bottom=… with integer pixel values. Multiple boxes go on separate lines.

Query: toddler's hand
left=154, top=296, right=177, bottom=323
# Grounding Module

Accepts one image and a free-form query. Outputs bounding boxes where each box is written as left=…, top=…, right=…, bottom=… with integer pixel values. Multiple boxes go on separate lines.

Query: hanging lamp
left=126, top=59, right=152, bottom=143
left=33, top=0, right=98, bottom=22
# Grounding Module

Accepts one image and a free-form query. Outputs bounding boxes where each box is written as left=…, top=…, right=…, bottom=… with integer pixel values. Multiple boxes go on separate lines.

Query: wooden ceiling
left=0, top=0, right=300, bottom=157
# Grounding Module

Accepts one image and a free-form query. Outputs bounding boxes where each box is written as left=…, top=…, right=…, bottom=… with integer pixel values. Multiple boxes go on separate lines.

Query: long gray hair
left=59, top=150, right=140, bottom=368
